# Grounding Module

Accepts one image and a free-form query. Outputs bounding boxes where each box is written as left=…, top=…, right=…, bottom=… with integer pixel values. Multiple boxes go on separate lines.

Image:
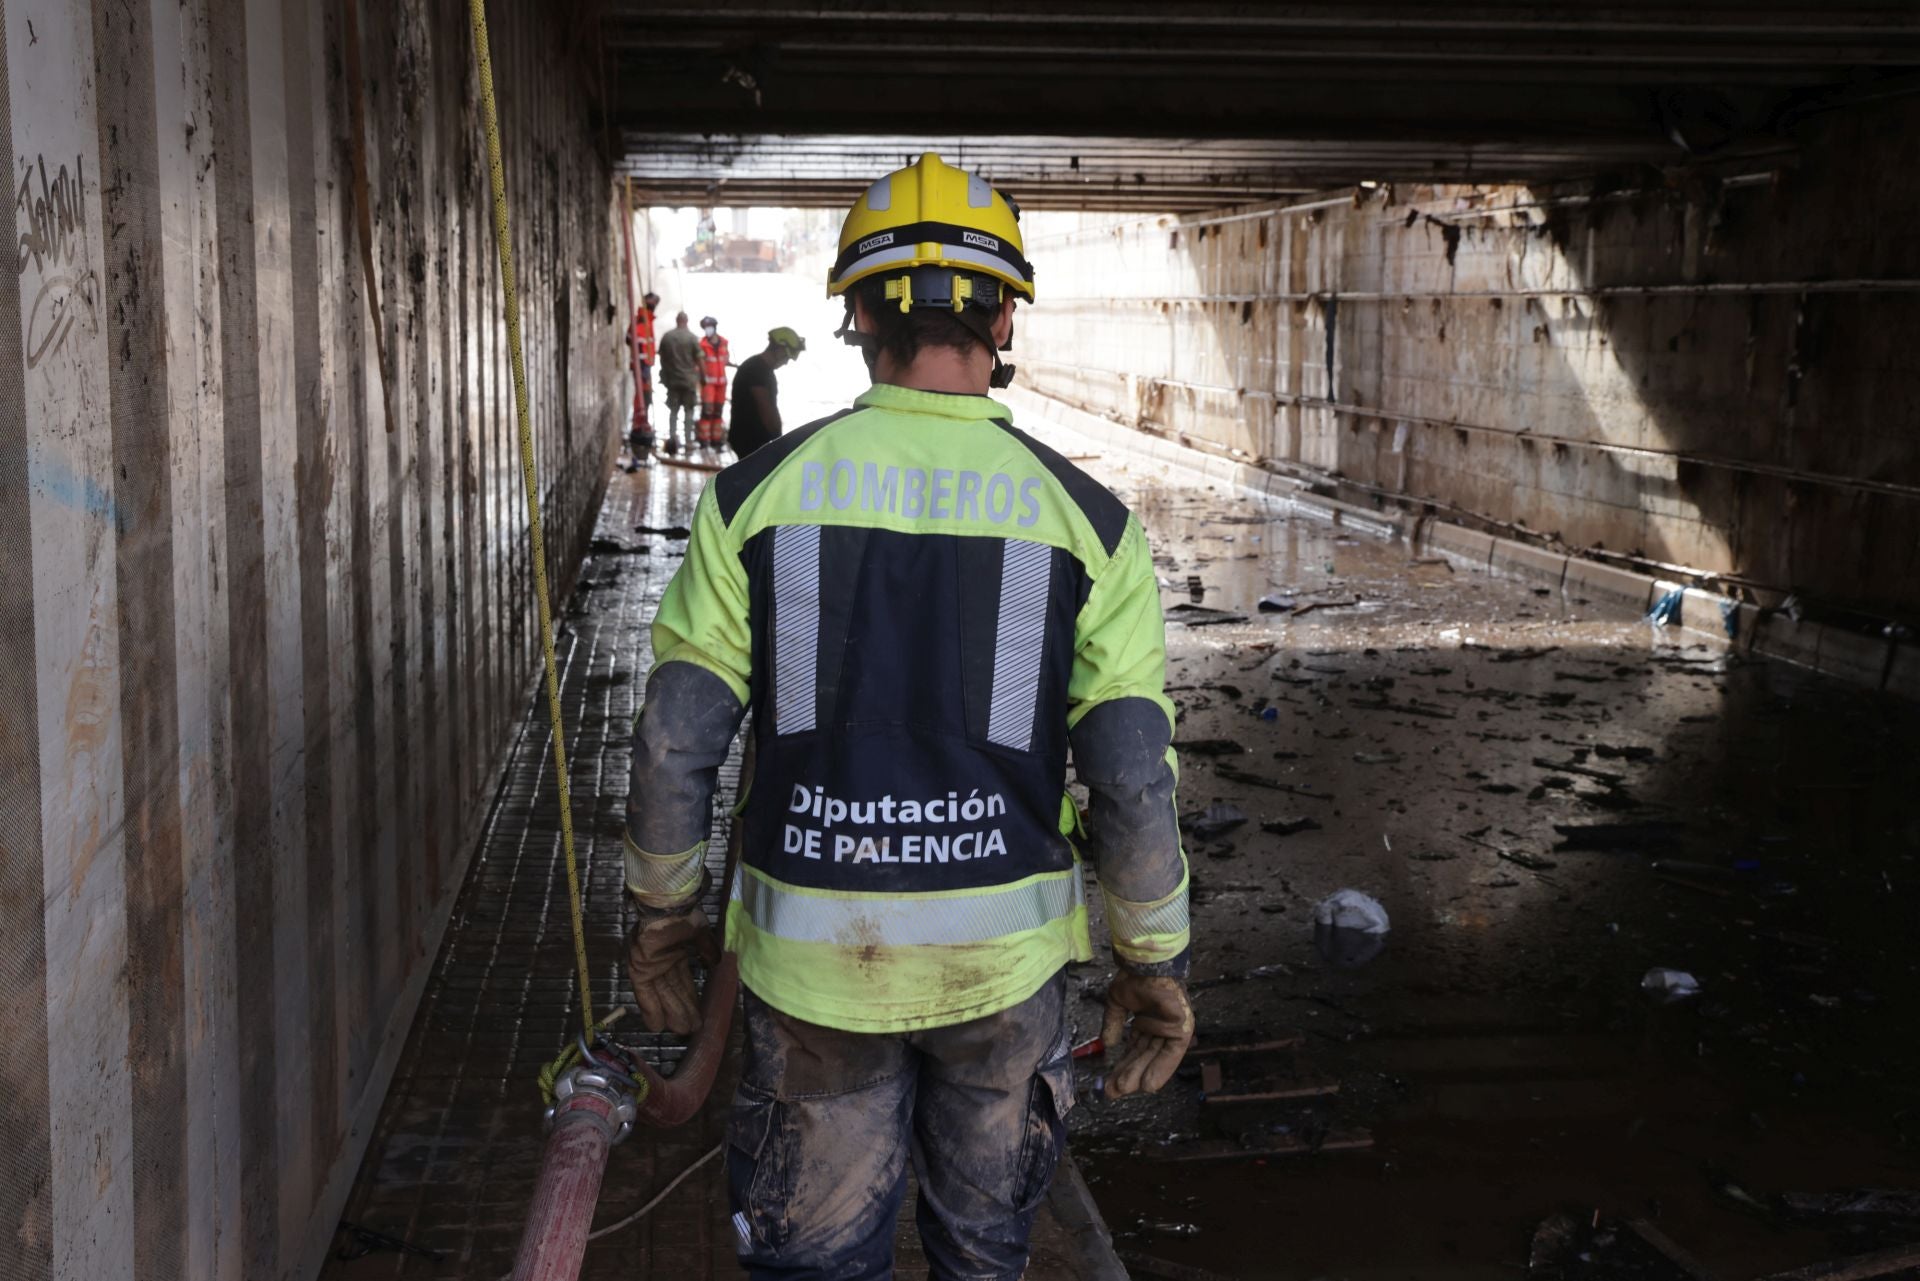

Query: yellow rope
left=467, top=0, right=595, bottom=1039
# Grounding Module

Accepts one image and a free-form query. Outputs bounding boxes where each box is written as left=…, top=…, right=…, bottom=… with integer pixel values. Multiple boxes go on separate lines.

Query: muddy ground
left=1065, top=464, right=1920, bottom=1280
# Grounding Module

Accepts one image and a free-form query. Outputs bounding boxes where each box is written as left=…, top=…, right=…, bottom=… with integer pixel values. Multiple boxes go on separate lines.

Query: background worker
left=656, top=309, right=702, bottom=456
left=726, top=326, right=805, bottom=458
left=624, top=153, right=1193, bottom=1280
left=628, top=290, right=660, bottom=459
left=695, top=315, right=732, bottom=451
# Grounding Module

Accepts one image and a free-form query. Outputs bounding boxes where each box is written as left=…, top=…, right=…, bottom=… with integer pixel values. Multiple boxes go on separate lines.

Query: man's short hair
left=854, top=278, right=996, bottom=368
left=675, top=311, right=689, bottom=325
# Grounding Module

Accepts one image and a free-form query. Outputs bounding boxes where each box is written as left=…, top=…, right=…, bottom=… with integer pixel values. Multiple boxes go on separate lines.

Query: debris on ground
left=1642, top=968, right=1701, bottom=1000
left=588, top=536, right=647, bottom=555
left=1648, top=586, right=1686, bottom=627
left=1180, top=801, right=1249, bottom=840
left=1290, top=596, right=1363, bottom=617
left=1169, top=603, right=1249, bottom=626
left=1173, top=738, right=1249, bottom=757
left=1261, top=815, right=1322, bottom=836
left=632, top=523, right=691, bottom=538
left=1527, top=1211, right=1715, bottom=1280
left=1258, top=594, right=1298, bottom=612
left=1554, top=821, right=1686, bottom=851
left=1313, top=889, right=1390, bottom=934
left=1217, top=767, right=1333, bottom=799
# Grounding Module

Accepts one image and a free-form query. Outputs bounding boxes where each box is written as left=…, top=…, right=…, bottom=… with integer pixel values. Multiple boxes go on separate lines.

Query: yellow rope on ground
left=467, top=0, right=596, bottom=1040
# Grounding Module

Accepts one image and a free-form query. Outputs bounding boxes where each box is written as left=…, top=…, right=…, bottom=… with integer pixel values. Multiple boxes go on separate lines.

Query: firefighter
left=628, top=290, right=660, bottom=458
left=696, top=315, right=731, bottom=451
left=624, top=153, right=1192, bottom=1278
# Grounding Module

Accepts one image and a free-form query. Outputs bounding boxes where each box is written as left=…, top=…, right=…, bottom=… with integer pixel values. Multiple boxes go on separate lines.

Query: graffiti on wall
left=16, top=152, right=95, bottom=369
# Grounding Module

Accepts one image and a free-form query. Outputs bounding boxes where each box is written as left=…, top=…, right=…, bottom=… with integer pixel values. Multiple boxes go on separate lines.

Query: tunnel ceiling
left=601, top=1, right=1920, bottom=210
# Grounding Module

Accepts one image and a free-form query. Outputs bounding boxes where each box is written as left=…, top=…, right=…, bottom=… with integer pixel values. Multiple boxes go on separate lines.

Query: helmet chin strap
left=837, top=297, right=1017, bottom=389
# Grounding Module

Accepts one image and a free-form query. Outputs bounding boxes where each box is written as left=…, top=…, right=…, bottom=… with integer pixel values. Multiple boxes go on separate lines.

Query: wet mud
left=1067, top=465, right=1920, bottom=1280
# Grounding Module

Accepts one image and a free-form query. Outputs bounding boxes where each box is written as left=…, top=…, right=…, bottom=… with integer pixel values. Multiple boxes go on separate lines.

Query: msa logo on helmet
left=856, top=233, right=894, bottom=255
left=962, top=231, right=1000, bottom=251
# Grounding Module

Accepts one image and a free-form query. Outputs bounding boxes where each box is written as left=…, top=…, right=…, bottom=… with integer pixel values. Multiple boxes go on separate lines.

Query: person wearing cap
left=624, top=153, right=1192, bottom=1279
left=656, top=310, right=702, bottom=455
left=726, top=327, right=806, bottom=459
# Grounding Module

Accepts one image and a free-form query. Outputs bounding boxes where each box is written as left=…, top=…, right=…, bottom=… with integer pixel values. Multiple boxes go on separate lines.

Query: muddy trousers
left=727, top=970, right=1073, bottom=1281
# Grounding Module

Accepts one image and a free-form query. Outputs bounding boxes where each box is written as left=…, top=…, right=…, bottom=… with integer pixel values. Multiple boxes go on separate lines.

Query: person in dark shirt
left=727, top=326, right=806, bottom=458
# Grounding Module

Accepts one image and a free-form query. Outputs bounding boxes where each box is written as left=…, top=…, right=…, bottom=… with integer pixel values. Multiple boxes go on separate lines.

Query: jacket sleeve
left=1067, top=516, right=1190, bottom=977
left=627, top=486, right=751, bottom=909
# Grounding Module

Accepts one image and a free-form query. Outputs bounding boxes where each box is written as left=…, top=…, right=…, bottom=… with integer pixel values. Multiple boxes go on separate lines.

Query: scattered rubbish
left=1180, top=801, right=1248, bottom=840
left=1259, top=706, right=1279, bottom=721
left=1648, top=586, right=1685, bottom=626
left=1261, top=816, right=1322, bottom=836
left=1136, top=1219, right=1201, bottom=1238
left=1352, top=751, right=1401, bottom=765
left=632, top=523, right=691, bottom=538
left=1313, top=889, right=1390, bottom=934
left=1642, top=968, right=1701, bottom=1000
left=1553, top=821, right=1684, bottom=851
left=1780, top=593, right=1805, bottom=622
left=1258, top=594, right=1298, bottom=612
left=1187, top=573, right=1205, bottom=602
left=588, top=536, right=647, bottom=555
left=1721, top=598, right=1741, bottom=639
left=1169, top=603, right=1248, bottom=626
left=1172, top=738, right=1248, bottom=757
left=1290, top=596, right=1363, bottom=618
left=1498, top=850, right=1558, bottom=873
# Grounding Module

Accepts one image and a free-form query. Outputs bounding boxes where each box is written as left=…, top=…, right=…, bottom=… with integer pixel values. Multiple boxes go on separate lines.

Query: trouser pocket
left=1012, top=1027, right=1074, bottom=1215
left=726, top=1081, right=796, bottom=1254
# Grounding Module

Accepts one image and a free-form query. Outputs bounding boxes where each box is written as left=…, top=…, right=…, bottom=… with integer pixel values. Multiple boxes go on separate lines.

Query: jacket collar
left=855, top=382, right=1013, bottom=423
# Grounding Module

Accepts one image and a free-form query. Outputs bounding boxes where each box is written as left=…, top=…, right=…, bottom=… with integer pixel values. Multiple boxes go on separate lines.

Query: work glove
left=1100, top=971, right=1195, bottom=1100
left=626, top=902, right=721, bottom=1035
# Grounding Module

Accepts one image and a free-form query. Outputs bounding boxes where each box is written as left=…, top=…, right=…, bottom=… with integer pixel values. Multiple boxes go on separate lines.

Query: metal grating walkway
left=320, top=462, right=741, bottom=1279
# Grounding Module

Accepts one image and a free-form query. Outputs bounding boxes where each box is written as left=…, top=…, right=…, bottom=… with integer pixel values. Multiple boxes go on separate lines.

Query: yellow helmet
left=828, top=153, right=1034, bottom=303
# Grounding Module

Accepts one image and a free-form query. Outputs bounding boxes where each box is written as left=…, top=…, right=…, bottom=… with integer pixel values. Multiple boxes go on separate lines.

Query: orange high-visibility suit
left=697, top=332, right=730, bottom=447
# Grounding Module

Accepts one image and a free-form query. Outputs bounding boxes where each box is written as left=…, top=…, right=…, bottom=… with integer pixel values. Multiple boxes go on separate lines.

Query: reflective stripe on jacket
left=650, top=383, right=1182, bottom=1032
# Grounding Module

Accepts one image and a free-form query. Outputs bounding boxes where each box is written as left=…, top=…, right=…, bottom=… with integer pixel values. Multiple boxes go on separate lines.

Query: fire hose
left=466, top=4, right=738, bottom=1278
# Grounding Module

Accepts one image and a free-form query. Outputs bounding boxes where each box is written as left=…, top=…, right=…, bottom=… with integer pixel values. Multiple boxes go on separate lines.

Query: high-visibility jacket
left=632, top=306, right=657, bottom=365
left=645, top=383, right=1185, bottom=1032
left=699, top=334, right=729, bottom=393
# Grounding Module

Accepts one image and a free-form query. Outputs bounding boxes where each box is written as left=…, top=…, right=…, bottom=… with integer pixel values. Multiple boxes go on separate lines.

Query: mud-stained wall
left=0, top=1, right=622, bottom=1278
left=1021, top=94, right=1920, bottom=625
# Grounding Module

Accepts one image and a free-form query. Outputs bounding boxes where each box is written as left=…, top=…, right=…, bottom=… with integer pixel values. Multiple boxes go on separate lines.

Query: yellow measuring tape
left=467, top=0, right=596, bottom=1040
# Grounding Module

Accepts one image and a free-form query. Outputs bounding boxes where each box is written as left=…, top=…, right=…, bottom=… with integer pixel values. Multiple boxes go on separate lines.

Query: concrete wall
left=1021, top=93, right=1920, bottom=625
left=0, top=1, right=622, bottom=1278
